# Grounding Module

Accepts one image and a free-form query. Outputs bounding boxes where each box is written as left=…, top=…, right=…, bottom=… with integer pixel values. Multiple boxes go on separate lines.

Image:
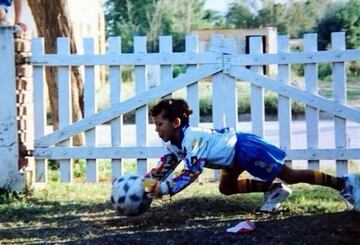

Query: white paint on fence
left=84, top=38, right=98, bottom=182
left=57, top=38, right=73, bottom=183
left=1, top=30, right=360, bottom=186
left=0, top=27, right=22, bottom=190
left=35, top=64, right=222, bottom=147
left=108, top=37, right=124, bottom=179
left=229, top=67, right=360, bottom=123
left=230, top=49, right=360, bottom=65
left=32, top=38, right=47, bottom=183
left=304, top=33, right=320, bottom=170
left=332, top=32, right=348, bottom=176
left=223, top=38, right=238, bottom=129
left=277, top=35, right=292, bottom=167
left=186, top=35, right=200, bottom=127
left=210, top=35, right=225, bottom=180
left=160, top=35, right=173, bottom=99
left=134, top=36, right=149, bottom=176
left=250, top=37, right=265, bottom=137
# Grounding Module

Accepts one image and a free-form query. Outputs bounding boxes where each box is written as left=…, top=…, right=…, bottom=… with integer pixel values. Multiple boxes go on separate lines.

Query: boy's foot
left=340, top=173, right=360, bottom=211
left=259, top=183, right=292, bottom=213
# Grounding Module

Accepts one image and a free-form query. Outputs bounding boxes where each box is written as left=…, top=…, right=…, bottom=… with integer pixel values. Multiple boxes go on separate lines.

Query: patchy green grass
left=1, top=180, right=359, bottom=244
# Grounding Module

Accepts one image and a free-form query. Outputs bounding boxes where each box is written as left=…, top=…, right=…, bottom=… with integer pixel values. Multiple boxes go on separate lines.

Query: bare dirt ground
left=2, top=191, right=360, bottom=244
left=85, top=198, right=360, bottom=245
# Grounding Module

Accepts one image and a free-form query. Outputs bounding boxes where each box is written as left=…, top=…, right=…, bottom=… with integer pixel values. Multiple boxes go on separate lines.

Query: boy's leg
left=277, top=165, right=360, bottom=211
left=277, top=164, right=344, bottom=191
left=219, top=167, right=279, bottom=195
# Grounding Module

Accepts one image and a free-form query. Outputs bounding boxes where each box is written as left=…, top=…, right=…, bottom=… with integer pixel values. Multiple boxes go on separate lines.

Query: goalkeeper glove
left=143, top=177, right=169, bottom=198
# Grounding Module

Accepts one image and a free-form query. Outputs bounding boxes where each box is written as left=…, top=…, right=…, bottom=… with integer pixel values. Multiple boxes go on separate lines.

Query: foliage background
left=104, top=0, right=360, bottom=52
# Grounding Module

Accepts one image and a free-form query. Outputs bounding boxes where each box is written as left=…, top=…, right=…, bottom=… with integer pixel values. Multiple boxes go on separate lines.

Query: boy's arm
left=158, top=156, right=206, bottom=196
left=157, top=138, right=209, bottom=196
left=145, top=153, right=179, bottom=181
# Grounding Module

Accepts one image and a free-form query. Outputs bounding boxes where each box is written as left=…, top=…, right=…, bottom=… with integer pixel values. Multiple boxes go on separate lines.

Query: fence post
left=249, top=37, right=265, bottom=137
left=0, top=26, right=22, bottom=191
left=332, top=32, right=348, bottom=176
left=108, top=37, right=124, bottom=179
left=304, top=33, right=319, bottom=170
left=210, top=35, right=225, bottom=180
left=84, top=38, right=98, bottom=182
left=134, top=36, right=149, bottom=176
left=277, top=35, right=292, bottom=167
left=32, top=38, right=47, bottom=184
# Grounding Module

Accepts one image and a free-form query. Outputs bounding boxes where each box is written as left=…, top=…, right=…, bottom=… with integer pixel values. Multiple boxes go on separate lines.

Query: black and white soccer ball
left=110, top=174, right=152, bottom=216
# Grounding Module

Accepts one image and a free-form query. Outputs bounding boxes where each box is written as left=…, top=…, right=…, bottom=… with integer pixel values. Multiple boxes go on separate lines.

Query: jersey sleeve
left=164, top=137, right=209, bottom=196
left=144, top=153, right=180, bottom=182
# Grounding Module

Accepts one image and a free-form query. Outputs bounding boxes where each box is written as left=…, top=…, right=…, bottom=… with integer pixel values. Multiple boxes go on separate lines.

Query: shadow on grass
left=0, top=195, right=359, bottom=244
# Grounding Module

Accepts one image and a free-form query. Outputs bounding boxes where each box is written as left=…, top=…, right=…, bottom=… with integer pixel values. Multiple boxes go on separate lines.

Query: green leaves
left=104, top=0, right=209, bottom=52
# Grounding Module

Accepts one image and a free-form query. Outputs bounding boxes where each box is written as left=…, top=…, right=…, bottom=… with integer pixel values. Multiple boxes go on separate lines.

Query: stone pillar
left=14, top=30, right=34, bottom=192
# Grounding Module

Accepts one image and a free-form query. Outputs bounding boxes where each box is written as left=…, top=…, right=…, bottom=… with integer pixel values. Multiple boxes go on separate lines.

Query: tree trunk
left=28, top=0, right=84, bottom=146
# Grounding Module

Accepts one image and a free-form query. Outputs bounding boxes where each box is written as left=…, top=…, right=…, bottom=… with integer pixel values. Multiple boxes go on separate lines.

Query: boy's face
left=153, top=111, right=180, bottom=143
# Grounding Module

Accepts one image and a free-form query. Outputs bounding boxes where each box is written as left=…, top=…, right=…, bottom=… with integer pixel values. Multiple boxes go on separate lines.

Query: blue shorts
left=233, top=132, right=286, bottom=182
left=0, top=0, right=12, bottom=7
left=0, top=4, right=9, bottom=21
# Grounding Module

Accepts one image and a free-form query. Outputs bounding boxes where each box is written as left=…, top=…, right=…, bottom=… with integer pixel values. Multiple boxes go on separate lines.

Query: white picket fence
left=1, top=27, right=360, bottom=187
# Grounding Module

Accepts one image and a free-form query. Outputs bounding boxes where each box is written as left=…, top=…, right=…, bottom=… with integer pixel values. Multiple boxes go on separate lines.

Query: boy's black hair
left=151, top=99, right=193, bottom=126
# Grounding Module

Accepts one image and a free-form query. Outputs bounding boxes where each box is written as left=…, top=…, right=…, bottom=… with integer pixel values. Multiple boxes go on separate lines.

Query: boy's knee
left=0, top=9, right=5, bottom=19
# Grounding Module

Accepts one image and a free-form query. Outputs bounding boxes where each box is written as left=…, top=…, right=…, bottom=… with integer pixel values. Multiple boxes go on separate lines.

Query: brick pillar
left=14, top=30, right=34, bottom=191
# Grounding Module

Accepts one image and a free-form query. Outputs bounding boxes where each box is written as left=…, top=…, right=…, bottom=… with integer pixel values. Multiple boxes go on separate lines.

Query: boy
left=0, top=0, right=27, bottom=31
left=145, top=98, right=360, bottom=212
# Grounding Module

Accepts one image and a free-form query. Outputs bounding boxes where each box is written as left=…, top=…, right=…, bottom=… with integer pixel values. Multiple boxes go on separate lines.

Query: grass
left=1, top=179, right=359, bottom=244
left=1, top=161, right=360, bottom=243
left=8, top=64, right=358, bottom=242
left=318, top=76, right=360, bottom=105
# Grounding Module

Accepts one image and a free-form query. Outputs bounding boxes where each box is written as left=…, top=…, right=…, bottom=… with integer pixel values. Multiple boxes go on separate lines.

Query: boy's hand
left=143, top=177, right=163, bottom=199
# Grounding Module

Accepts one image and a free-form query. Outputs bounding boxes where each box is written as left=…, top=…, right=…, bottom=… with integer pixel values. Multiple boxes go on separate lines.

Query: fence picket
left=186, top=35, right=200, bottom=127
left=108, top=37, right=124, bottom=179
left=84, top=38, right=98, bottom=182
left=223, top=38, right=238, bottom=129
left=304, top=34, right=320, bottom=170
left=160, top=36, right=173, bottom=98
left=32, top=38, right=48, bottom=183
left=57, top=37, right=73, bottom=182
left=332, top=32, right=348, bottom=176
left=134, top=36, right=149, bottom=176
left=186, top=35, right=201, bottom=182
left=250, top=37, right=265, bottom=137
left=277, top=35, right=292, bottom=167
left=211, top=35, right=225, bottom=180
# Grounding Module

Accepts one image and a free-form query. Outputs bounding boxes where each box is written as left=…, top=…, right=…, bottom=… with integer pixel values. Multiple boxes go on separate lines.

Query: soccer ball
left=110, top=174, right=152, bottom=216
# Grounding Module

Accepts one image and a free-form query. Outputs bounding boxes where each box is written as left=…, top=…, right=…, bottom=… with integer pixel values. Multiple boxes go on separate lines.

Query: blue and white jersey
left=146, top=125, right=237, bottom=196
left=166, top=126, right=237, bottom=169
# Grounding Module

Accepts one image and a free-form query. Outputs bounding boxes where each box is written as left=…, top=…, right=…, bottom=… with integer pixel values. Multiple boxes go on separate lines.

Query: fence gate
left=0, top=27, right=359, bottom=189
